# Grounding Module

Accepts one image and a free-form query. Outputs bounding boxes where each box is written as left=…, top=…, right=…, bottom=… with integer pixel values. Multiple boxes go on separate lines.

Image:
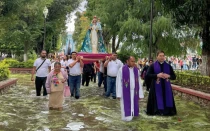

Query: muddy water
left=0, top=74, right=210, bottom=131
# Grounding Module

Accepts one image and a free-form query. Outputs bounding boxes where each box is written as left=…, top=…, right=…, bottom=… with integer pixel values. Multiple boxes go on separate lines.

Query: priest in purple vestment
left=116, top=56, right=144, bottom=121
left=146, top=50, right=177, bottom=116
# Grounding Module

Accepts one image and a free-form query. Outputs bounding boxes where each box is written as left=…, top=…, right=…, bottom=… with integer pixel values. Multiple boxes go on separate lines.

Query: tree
left=161, top=0, right=210, bottom=76
left=0, top=0, right=81, bottom=60
left=36, top=0, right=81, bottom=54
left=85, top=0, right=198, bottom=57
left=86, top=0, right=129, bottom=52
left=73, top=11, right=90, bottom=51
left=0, top=0, right=46, bottom=61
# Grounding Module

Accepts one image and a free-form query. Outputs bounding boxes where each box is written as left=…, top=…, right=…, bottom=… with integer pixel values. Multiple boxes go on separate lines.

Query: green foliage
left=27, top=51, right=37, bottom=60
left=0, top=0, right=81, bottom=59
left=2, top=58, right=34, bottom=68
left=73, top=12, right=91, bottom=51
left=161, top=0, right=210, bottom=52
left=24, top=59, right=35, bottom=68
left=2, top=59, right=20, bottom=68
left=179, top=70, right=201, bottom=76
left=172, top=71, right=210, bottom=93
left=160, top=0, right=210, bottom=75
left=0, top=61, right=10, bottom=81
left=85, top=0, right=199, bottom=57
left=117, top=50, right=138, bottom=64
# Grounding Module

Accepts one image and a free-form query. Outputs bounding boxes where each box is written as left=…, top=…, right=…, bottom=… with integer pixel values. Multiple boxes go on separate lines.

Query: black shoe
left=71, top=94, right=74, bottom=97
left=112, top=96, right=116, bottom=99
left=75, top=96, right=80, bottom=99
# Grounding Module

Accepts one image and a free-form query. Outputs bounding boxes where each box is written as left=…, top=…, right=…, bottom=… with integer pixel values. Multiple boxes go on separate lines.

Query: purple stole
left=154, top=61, right=173, bottom=110
left=122, top=65, right=139, bottom=117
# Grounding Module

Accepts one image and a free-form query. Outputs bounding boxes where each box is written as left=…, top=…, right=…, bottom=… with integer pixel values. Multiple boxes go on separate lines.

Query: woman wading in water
left=46, top=62, right=68, bottom=111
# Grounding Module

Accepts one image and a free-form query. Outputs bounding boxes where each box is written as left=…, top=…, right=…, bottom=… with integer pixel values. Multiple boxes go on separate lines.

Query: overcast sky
left=66, top=0, right=87, bottom=33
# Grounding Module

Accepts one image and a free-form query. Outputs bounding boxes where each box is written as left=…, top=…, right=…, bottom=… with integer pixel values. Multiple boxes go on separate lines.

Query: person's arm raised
left=80, top=57, right=84, bottom=68
left=104, top=57, right=111, bottom=67
left=69, top=59, right=78, bottom=68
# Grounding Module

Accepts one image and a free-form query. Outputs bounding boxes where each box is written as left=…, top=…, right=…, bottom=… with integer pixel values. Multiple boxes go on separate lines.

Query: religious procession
left=0, top=0, right=210, bottom=130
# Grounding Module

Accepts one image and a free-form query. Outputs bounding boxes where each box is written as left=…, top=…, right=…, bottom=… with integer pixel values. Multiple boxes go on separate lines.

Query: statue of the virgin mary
left=80, top=16, right=106, bottom=53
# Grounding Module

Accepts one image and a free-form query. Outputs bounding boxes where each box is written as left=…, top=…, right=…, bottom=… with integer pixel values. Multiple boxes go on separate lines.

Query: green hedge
left=0, top=61, right=10, bottom=81
left=2, top=59, right=35, bottom=68
left=172, top=71, right=210, bottom=93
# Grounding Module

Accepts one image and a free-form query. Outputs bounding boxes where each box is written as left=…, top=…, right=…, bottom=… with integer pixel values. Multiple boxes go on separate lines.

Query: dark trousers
left=104, top=75, right=107, bottom=92
left=35, top=76, right=47, bottom=96
left=91, top=72, right=97, bottom=83
left=82, top=73, right=91, bottom=86
left=98, top=72, right=104, bottom=87
left=67, top=74, right=70, bottom=86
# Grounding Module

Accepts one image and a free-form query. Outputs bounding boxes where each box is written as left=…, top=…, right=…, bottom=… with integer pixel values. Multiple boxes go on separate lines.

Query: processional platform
left=78, top=52, right=112, bottom=64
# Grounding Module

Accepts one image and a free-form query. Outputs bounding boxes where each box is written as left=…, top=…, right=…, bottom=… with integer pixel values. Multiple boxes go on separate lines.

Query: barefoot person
left=45, top=62, right=68, bottom=111
left=116, top=56, right=144, bottom=121
left=146, top=50, right=177, bottom=116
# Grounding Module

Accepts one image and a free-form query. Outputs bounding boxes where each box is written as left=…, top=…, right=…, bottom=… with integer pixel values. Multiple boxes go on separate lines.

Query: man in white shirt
left=104, top=52, right=123, bottom=99
left=116, top=56, right=144, bottom=121
left=68, top=52, right=84, bottom=99
left=31, top=50, right=51, bottom=96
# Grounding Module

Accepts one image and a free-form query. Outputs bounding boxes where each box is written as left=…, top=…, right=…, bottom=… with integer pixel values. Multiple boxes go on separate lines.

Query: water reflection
left=0, top=74, right=209, bottom=130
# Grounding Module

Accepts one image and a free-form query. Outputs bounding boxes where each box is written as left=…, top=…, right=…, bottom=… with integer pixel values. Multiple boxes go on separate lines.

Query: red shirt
left=95, top=62, right=100, bottom=72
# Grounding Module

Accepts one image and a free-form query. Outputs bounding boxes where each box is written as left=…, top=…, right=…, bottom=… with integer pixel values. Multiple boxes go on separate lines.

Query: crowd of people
left=138, top=55, right=202, bottom=71
left=31, top=50, right=177, bottom=121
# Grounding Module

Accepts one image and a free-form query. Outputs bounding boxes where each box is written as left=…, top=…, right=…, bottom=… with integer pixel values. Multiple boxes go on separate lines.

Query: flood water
left=0, top=74, right=210, bottom=131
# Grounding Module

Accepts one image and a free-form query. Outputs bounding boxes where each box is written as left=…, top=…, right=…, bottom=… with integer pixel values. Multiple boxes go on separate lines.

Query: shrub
left=24, top=59, right=34, bottom=68
left=2, top=59, right=20, bottom=68
left=2, top=58, right=35, bottom=68
left=0, top=61, right=10, bottom=81
left=179, top=70, right=201, bottom=75
left=172, top=71, right=210, bottom=93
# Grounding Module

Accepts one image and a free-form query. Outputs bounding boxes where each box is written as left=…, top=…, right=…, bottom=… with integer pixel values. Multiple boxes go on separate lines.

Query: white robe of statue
left=91, top=24, right=98, bottom=53
left=116, top=67, right=144, bottom=121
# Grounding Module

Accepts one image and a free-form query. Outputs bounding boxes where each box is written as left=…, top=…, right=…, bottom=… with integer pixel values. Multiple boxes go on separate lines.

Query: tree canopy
left=0, top=0, right=81, bottom=61
left=160, top=0, right=210, bottom=75
left=81, top=0, right=200, bottom=58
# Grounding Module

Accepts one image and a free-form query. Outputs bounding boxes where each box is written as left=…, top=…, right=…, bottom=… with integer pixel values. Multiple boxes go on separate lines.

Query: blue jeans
left=98, top=72, right=104, bottom=87
left=69, top=75, right=81, bottom=97
left=106, top=76, right=116, bottom=97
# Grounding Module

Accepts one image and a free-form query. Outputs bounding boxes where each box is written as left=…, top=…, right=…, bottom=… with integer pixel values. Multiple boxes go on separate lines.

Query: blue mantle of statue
left=80, top=18, right=107, bottom=53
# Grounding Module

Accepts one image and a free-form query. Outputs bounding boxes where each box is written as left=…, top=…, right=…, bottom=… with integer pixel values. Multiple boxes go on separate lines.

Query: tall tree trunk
left=112, top=34, right=116, bottom=52
left=200, top=4, right=210, bottom=76
left=115, top=38, right=120, bottom=51
left=201, top=25, right=210, bottom=76
left=151, top=37, right=159, bottom=60
left=201, top=48, right=210, bottom=76
left=23, top=43, right=28, bottom=61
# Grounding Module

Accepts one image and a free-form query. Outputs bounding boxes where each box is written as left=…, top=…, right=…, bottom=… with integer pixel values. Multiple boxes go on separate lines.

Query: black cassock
left=146, top=62, right=177, bottom=116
